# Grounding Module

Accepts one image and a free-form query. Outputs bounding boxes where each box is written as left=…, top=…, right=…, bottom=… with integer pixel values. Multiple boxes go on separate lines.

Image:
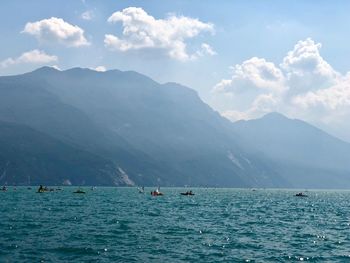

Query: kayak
left=180, top=192, right=195, bottom=196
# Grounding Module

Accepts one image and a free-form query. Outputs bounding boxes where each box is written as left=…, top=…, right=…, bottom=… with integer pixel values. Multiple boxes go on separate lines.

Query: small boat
left=74, top=189, right=86, bottom=194
left=1, top=186, right=7, bottom=191
left=151, top=186, right=164, bottom=196
left=295, top=192, right=308, bottom=197
left=180, top=191, right=194, bottom=196
left=151, top=187, right=163, bottom=196
left=138, top=186, right=145, bottom=193
left=37, top=185, right=48, bottom=193
left=151, top=191, right=163, bottom=196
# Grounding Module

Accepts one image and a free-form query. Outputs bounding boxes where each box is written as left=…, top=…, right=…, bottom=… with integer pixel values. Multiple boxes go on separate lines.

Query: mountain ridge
left=0, top=67, right=349, bottom=188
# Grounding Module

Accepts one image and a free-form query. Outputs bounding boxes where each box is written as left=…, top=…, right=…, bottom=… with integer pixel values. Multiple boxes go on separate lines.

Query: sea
left=1, top=187, right=350, bottom=262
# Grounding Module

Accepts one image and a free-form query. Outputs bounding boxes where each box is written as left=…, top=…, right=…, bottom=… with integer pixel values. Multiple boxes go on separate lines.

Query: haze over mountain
left=0, top=67, right=350, bottom=188
left=232, top=113, right=350, bottom=188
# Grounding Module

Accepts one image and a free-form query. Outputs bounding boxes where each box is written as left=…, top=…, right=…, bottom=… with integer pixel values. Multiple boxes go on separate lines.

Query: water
left=1, top=188, right=350, bottom=262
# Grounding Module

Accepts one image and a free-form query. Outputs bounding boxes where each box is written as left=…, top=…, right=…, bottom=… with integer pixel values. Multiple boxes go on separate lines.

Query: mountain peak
left=262, top=112, right=287, bottom=119
left=32, top=66, right=60, bottom=74
left=261, top=112, right=289, bottom=121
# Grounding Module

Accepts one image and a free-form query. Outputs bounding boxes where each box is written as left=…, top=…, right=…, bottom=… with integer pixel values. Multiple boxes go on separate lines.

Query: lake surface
left=1, top=187, right=350, bottom=262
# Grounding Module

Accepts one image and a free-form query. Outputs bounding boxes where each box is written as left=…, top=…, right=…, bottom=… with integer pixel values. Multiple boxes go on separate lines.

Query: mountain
left=0, top=121, right=132, bottom=186
left=0, top=67, right=284, bottom=187
left=1, top=67, right=350, bottom=188
left=232, top=112, right=350, bottom=188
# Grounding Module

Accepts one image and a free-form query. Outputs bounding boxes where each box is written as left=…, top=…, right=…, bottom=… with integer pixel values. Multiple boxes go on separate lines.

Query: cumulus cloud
left=23, top=17, right=90, bottom=47
left=104, top=7, right=215, bottom=61
left=214, top=57, right=286, bottom=95
left=0, top=49, right=58, bottom=68
left=281, top=38, right=339, bottom=95
left=213, top=38, right=350, bottom=141
left=292, top=75, right=350, bottom=110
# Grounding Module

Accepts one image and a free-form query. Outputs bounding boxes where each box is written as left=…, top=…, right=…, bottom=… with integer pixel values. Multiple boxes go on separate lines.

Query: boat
left=151, top=187, right=163, bottom=196
left=1, top=186, right=7, bottom=191
left=295, top=192, right=308, bottom=197
left=73, top=189, right=86, bottom=194
left=151, top=191, right=163, bottom=196
left=37, top=185, right=48, bottom=193
left=180, top=191, right=194, bottom=196
left=138, top=186, right=145, bottom=193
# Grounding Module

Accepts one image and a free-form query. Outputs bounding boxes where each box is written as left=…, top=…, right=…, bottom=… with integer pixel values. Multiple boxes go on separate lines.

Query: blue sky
left=1, top=0, right=350, bottom=141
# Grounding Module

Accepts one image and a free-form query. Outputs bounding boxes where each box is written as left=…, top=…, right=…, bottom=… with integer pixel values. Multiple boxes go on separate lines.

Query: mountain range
left=0, top=66, right=349, bottom=188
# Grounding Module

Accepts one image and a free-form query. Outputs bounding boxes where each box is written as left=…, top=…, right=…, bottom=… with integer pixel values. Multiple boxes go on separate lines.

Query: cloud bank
left=23, top=17, right=90, bottom=47
left=214, top=38, right=350, bottom=138
left=105, top=7, right=215, bottom=61
left=0, top=49, right=58, bottom=68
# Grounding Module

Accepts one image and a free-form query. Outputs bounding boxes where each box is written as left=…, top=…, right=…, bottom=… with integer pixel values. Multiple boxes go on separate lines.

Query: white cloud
left=213, top=38, right=350, bottom=141
left=194, top=43, right=217, bottom=58
left=214, top=57, right=286, bottom=95
left=292, top=74, right=350, bottom=110
left=222, top=93, right=280, bottom=121
left=104, top=7, right=214, bottom=61
left=222, top=110, right=249, bottom=121
left=81, top=10, right=94, bottom=20
left=281, top=38, right=339, bottom=95
left=94, top=66, right=107, bottom=72
left=50, top=65, right=61, bottom=71
left=23, top=17, right=90, bottom=47
left=0, top=49, right=58, bottom=68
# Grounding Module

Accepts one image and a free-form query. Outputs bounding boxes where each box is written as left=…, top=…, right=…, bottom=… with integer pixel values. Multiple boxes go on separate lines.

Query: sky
left=1, top=0, right=350, bottom=141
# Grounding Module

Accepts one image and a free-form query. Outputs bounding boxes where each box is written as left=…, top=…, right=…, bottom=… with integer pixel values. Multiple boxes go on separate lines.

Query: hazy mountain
left=232, top=112, right=350, bottom=188
left=0, top=67, right=284, bottom=187
left=0, top=121, right=132, bottom=186
left=1, top=67, right=350, bottom=188
left=0, top=70, right=170, bottom=186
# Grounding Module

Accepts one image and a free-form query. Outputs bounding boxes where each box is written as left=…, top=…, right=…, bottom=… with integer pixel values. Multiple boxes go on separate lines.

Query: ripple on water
left=2, top=188, right=350, bottom=262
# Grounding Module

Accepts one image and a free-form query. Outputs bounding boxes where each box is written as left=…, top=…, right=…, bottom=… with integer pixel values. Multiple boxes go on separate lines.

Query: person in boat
left=151, top=187, right=159, bottom=195
left=37, top=185, right=44, bottom=192
left=151, top=188, right=163, bottom=196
